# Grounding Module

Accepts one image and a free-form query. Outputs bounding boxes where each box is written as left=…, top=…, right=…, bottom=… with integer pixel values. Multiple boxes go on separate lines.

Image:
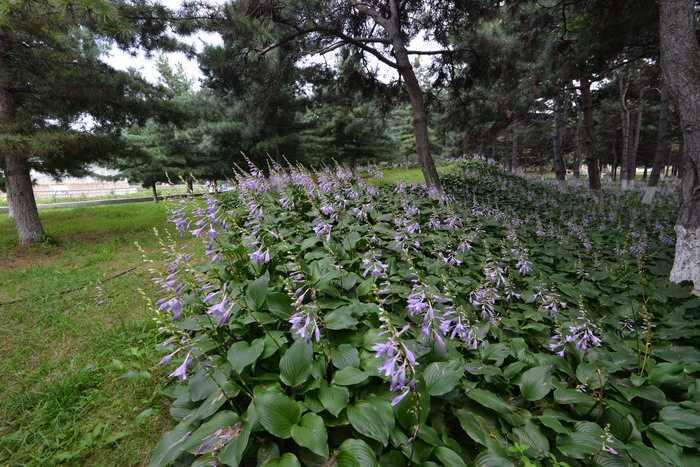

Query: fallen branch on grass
left=0, top=267, right=138, bottom=308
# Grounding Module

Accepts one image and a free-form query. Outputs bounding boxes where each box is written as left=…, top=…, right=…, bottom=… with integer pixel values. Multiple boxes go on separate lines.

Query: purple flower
left=207, top=299, right=234, bottom=325
left=169, top=352, right=192, bottom=380
left=249, top=247, right=270, bottom=264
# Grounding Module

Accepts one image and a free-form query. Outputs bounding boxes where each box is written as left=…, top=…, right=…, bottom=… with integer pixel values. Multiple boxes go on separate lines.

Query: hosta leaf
left=333, top=367, right=369, bottom=386
left=423, top=361, right=463, bottom=396
left=337, top=439, right=379, bottom=467
left=331, top=344, right=360, bottom=369
left=553, top=388, right=596, bottom=405
left=180, top=411, right=240, bottom=454
left=434, top=446, right=467, bottom=467
left=280, top=339, right=313, bottom=387
left=347, top=401, right=391, bottom=446
left=266, top=293, right=294, bottom=320
left=291, top=413, right=329, bottom=458
left=556, top=432, right=600, bottom=459
left=227, top=339, right=265, bottom=373
left=246, top=271, right=269, bottom=311
left=260, top=453, right=302, bottom=467
left=648, top=422, right=699, bottom=447
left=253, top=392, right=301, bottom=439
left=518, top=365, right=552, bottom=401
left=659, top=406, right=700, bottom=429
left=148, top=422, right=193, bottom=467
left=512, top=421, right=549, bottom=458
left=318, top=380, right=349, bottom=417
left=218, top=422, right=251, bottom=466
left=325, top=308, right=359, bottom=330
left=466, top=388, right=513, bottom=413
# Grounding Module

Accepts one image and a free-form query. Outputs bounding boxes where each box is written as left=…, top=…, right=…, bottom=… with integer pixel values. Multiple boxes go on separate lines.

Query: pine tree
left=0, top=0, right=175, bottom=244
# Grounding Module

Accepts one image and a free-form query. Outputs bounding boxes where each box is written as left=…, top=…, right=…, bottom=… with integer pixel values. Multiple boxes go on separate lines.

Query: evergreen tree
left=0, top=0, right=178, bottom=244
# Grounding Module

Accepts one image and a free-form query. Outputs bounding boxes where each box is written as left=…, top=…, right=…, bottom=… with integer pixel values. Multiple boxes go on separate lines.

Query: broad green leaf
left=219, top=422, right=251, bottom=467
left=648, top=422, right=698, bottom=447
left=148, top=423, right=192, bottom=467
left=659, top=406, right=700, bottom=429
left=393, top=381, right=430, bottom=428
left=434, top=447, right=467, bottom=467
left=455, top=409, right=489, bottom=445
left=246, top=271, right=269, bottom=310
left=518, top=366, right=552, bottom=401
left=253, top=392, right=301, bottom=439
left=333, top=367, right=369, bottom=386
left=291, top=413, right=329, bottom=457
left=627, top=441, right=668, bottom=467
left=512, top=421, right=549, bottom=458
left=260, top=453, right=302, bottom=467
left=325, top=308, right=359, bottom=330
left=615, top=382, right=667, bottom=403
left=417, top=425, right=442, bottom=446
left=180, top=411, right=240, bottom=454
left=338, top=439, right=379, bottom=467
left=556, top=432, right=600, bottom=459
left=266, top=293, right=294, bottom=319
left=318, top=380, right=349, bottom=417
left=466, top=388, right=513, bottom=413
left=280, top=339, right=313, bottom=387
left=536, top=416, right=569, bottom=434
left=227, top=339, right=265, bottom=373
left=331, top=344, right=360, bottom=369
left=553, top=388, right=596, bottom=405
left=423, top=361, right=463, bottom=396
left=576, top=363, right=605, bottom=389
left=347, top=401, right=391, bottom=446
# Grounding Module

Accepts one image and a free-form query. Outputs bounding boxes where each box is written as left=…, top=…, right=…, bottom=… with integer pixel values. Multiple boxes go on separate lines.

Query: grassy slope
left=0, top=203, right=189, bottom=465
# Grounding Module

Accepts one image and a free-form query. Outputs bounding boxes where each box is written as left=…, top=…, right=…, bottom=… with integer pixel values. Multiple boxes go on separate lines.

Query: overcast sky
left=104, top=1, right=432, bottom=87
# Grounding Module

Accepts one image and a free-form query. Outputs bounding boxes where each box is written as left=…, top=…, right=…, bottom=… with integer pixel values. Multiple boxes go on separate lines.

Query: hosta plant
left=148, top=160, right=700, bottom=466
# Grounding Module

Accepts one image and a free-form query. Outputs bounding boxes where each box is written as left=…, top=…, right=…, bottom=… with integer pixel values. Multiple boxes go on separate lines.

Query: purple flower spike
left=169, top=353, right=192, bottom=380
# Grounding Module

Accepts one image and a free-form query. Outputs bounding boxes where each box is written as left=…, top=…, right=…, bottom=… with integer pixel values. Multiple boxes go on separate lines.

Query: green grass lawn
left=0, top=202, right=192, bottom=465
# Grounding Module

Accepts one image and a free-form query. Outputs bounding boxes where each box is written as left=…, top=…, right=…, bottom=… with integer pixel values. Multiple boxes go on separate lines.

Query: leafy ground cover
left=0, top=203, right=192, bottom=465
left=148, top=160, right=700, bottom=466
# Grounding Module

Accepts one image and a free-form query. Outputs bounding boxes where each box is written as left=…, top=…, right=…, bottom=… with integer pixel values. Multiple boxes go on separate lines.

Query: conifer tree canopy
left=0, top=0, right=178, bottom=244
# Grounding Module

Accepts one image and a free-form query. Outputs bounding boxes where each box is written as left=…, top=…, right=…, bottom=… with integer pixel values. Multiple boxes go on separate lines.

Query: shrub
left=149, top=161, right=700, bottom=466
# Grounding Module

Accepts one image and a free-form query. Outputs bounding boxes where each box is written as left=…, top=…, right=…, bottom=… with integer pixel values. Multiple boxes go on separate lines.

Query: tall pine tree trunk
left=384, top=12, right=442, bottom=197
left=511, top=121, right=519, bottom=174
left=619, top=68, right=632, bottom=189
left=580, top=76, right=603, bottom=203
left=628, top=85, right=645, bottom=187
left=151, top=183, right=158, bottom=203
left=573, top=110, right=582, bottom=179
left=1, top=37, right=44, bottom=244
left=644, top=80, right=669, bottom=202
left=552, top=91, right=567, bottom=191
left=660, top=0, right=700, bottom=293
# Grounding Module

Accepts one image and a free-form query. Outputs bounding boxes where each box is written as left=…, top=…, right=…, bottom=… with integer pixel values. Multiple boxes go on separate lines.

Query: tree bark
left=152, top=183, right=158, bottom=203
left=552, top=91, right=567, bottom=191
left=644, top=80, right=669, bottom=203
left=511, top=120, right=519, bottom=173
left=573, top=110, right=582, bottom=179
left=5, top=154, right=45, bottom=244
left=628, top=84, right=645, bottom=187
left=611, top=135, right=618, bottom=181
left=659, top=0, right=700, bottom=293
left=383, top=6, right=442, bottom=197
left=1, top=36, right=45, bottom=244
left=619, top=68, right=632, bottom=189
left=580, top=76, right=603, bottom=202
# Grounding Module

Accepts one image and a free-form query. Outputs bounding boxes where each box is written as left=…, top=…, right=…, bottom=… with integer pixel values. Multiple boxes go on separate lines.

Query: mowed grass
left=0, top=202, right=191, bottom=465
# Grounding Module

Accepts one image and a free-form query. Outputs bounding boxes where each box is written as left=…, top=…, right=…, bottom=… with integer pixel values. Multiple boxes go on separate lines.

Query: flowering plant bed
left=149, top=160, right=700, bottom=466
